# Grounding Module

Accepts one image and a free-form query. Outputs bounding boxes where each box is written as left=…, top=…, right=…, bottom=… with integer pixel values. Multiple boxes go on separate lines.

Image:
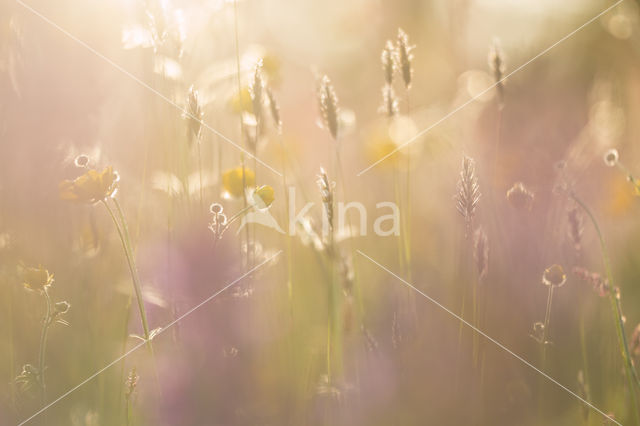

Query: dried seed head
left=317, top=168, right=335, bottom=234
left=488, top=38, right=506, bottom=105
left=185, top=85, right=203, bottom=144
left=573, top=267, right=609, bottom=297
left=54, top=301, right=71, bottom=315
left=506, top=182, right=534, bottom=211
left=362, top=326, right=379, bottom=353
left=392, top=311, right=402, bottom=349
left=74, top=154, right=90, bottom=168
left=604, top=148, right=619, bottom=167
left=14, top=364, right=39, bottom=393
left=250, top=60, right=264, bottom=124
left=473, top=227, right=489, bottom=283
left=125, top=367, right=139, bottom=399
left=542, top=264, right=566, bottom=288
left=455, top=156, right=481, bottom=235
left=567, top=205, right=583, bottom=251
left=381, top=40, right=396, bottom=85
left=396, top=28, right=413, bottom=89
left=209, top=203, right=223, bottom=215
left=265, top=87, right=282, bottom=133
left=318, top=75, right=339, bottom=140
left=379, top=85, right=399, bottom=118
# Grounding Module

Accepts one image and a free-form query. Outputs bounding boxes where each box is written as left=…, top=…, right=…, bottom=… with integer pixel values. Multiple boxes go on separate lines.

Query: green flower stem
left=278, top=136, right=294, bottom=321
left=102, top=199, right=152, bottom=349
left=542, top=285, right=554, bottom=346
left=226, top=204, right=253, bottom=226
left=233, top=0, right=251, bottom=268
left=571, top=193, right=640, bottom=422
left=38, top=288, right=52, bottom=405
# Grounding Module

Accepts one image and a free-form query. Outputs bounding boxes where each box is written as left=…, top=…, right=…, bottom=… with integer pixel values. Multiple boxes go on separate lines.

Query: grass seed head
left=488, top=38, right=506, bottom=105
left=381, top=40, right=396, bottom=85
left=567, top=205, right=583, bottom=251
left=317, top=168, right=335, bottom=233
left=573, top=267, right=609, bottom=297
left=396, top=28, right=413, bottom=89
left=318, top=75, right=339, bottom=140
left=380, top=85, right=399, bottom=118
left=473, top=227, right=489, bottom=282
left=266, top=86, right=282, bottom=133
left=455, top=156, right=481, bottom=235
left=250, top=60, right=265, bottom=124
left=185, top=85, right=203, bottom=144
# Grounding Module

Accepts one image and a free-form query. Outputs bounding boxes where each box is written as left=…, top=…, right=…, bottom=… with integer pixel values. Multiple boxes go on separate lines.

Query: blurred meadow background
left=3, top=0, right=640, bottom=424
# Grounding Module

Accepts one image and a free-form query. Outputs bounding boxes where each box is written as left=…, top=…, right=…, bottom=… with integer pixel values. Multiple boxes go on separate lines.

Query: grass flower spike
left=396, top=28, right=413, bottom=89
left=318, top=76, right=339, bottom=140
left=381, top=40, right=396, bottom=85
left=185, top=85, right=203, bottom=144
left=455, top=156, right=481, bottom=235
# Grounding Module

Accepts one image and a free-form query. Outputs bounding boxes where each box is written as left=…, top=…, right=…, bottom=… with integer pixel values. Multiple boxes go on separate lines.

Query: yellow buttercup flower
left=229, top=87, right=253, bottom=114
left=21, top=265, right=54, bottom=292
left=59, top=166, right=120, bottom=204
left=222, top=167, right=256, bottom=198
left=365, top=123, right=403, bottom=168
left=253, top=185, right=275, bottom=209
left=261, top=52, right=281, bottom=84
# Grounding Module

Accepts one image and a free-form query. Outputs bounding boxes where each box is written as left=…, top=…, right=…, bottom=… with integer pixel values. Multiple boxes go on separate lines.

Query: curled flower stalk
left=569, top=191, right=640, bottom=421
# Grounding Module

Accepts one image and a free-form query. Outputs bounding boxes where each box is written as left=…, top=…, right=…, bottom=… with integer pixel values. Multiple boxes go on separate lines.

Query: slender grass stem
left=116, top=296, right=132, bottom=422
left=197, top=139, right=204, bottom=210
left=7, top=278, right=17, bottom=413
left=393, top=166, right=406, bottom=274
left=570, top=192, right=640, bottom=422
left=335, top=149, right=365, bottom=323
left=579, top=309, right=591, bottom=425
left=277, top=135, right=294, bottom=320
left=38, top=288, right=52, bottom=406
left=542, top=285, right=554, bottom=356
left=233, top=0, right=251, bottom=268
left=404, top=89, right=412, bottom=282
